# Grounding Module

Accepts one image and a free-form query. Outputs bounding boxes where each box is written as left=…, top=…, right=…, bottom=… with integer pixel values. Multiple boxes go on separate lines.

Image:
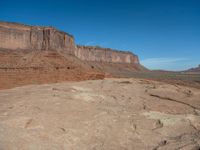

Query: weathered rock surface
left=0, top=78, right=200, bottom=149
left=0, top=22, right=75, bottom=52
left=75, top=45, right=139, bottom=64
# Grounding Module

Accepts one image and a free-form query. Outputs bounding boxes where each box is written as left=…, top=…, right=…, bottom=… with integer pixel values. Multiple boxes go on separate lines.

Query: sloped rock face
left=0, top=22, right=140, bottom=65
left=0, top=50, right=105, bottom=90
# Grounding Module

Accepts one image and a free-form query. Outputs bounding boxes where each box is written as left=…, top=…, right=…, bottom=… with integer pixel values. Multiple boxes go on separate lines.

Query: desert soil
left=0, top=78, right=200, bottom=150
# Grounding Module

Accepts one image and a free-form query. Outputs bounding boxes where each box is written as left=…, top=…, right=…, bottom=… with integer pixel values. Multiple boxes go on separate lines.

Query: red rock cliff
left=0, top=22, right=74, bottom=52
left=75, top=45, right=139, bottom=64
left=0, top=22, right=140, bottom=65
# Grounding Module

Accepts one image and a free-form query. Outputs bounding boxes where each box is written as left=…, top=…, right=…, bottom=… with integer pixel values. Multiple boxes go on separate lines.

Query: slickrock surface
left=0, top=78, right=200, bottom=150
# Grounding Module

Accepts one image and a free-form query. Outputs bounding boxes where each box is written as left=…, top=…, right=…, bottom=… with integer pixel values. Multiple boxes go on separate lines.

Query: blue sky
left=0, top=0, right=200, bottom=71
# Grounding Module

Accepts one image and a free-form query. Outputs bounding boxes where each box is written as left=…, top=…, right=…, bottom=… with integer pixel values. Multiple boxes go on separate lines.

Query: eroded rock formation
left=0, top=21, right=146, bottom=89
left=0, top=22, right=139, bottom=64
left=0, top=22, right=75, bottom=52
left=75, top=45, right=139, bottom=64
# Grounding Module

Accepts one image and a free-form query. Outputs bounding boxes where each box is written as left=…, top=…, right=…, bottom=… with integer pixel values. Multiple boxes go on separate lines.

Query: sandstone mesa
left=0, top=21, right=146, bottom=89
left=0, top=21, right=139, bottom=64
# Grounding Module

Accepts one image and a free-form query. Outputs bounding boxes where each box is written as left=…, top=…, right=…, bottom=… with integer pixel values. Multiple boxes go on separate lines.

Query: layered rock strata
left=0, top=22, right=140, bottom=64
left=0, top=22, right=74, bottom=53
left=75, top=45, right=139, bottom=64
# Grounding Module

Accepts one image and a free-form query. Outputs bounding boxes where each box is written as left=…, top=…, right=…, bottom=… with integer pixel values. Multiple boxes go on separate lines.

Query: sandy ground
left=0, top=78, right=200, bottom=150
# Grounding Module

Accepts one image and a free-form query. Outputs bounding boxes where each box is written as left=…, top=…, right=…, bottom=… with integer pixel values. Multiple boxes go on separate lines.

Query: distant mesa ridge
left=0, top=21, right=139, bottom=64
left=185, top=64, right=200, bottom=72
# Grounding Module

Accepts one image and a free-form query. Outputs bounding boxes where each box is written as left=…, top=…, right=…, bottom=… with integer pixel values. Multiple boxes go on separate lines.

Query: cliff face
left=0, top=22, right=146, bottom=89
left=75, top=46, right=139, bottom=64
left=0, top=22, right=140, bottom=65
left=0, top=22, right=74, bottom=52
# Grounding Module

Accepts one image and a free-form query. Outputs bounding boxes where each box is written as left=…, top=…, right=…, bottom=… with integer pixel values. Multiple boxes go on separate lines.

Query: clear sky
left=0, top=0, right=200, bottom=71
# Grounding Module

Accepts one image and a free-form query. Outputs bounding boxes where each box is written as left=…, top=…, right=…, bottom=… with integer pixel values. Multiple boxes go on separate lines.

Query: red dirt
left=0, top=49, right=105, bottom=90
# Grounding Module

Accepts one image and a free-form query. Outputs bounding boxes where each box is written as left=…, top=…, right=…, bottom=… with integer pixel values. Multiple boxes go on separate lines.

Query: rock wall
left=0, top=22, right=74, bottom=52
left=75, top=46, right=139, bottom=64
left=0, top=22, right=139, bottom=64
